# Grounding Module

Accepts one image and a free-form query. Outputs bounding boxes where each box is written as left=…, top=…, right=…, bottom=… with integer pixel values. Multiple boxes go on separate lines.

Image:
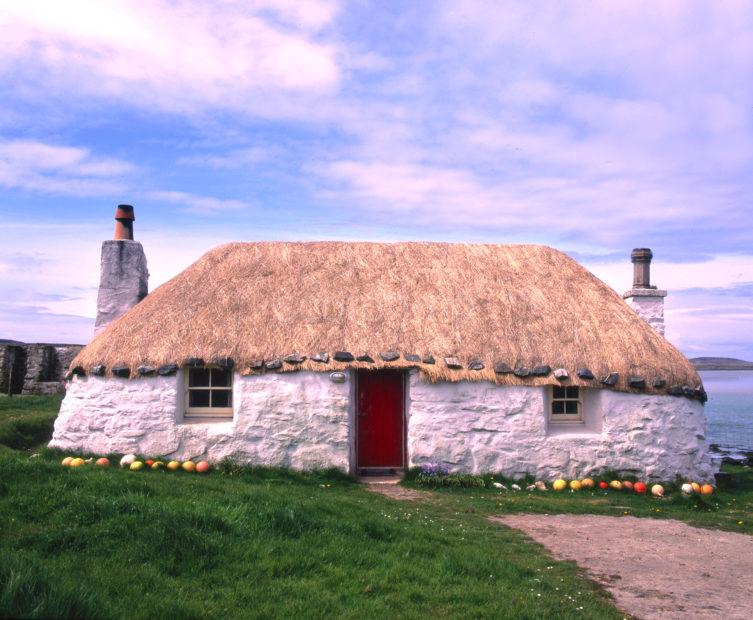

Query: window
left=550, top=385, right=581, bottom=421
left=185, top=367, right=233, bottom=418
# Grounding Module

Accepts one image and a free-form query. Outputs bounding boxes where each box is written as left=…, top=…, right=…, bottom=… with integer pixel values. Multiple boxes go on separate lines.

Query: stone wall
left=0, top=343, right=82, bottom=395
left=623, top=288, right=667, bottom=335
left=407, top=372, right=715, bottom=481
left=50, top=369, right=715, bottom=481
left=95, top=240, right=148, bottom=335
left=50, top=371, right=351, bottom=469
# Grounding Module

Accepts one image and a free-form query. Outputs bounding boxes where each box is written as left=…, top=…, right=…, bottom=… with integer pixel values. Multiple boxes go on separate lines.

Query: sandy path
left=494, top=514, right=753, bottom=620
left=361, top=479, right=429, bottom=501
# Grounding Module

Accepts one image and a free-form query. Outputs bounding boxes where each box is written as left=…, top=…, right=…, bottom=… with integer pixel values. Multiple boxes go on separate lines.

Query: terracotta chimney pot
left=114, top=204, right=135, bottom=240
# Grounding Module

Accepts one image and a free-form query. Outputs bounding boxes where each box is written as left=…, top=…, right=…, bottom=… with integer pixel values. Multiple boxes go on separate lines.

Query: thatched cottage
left=51, top=207, right=715, bottom=481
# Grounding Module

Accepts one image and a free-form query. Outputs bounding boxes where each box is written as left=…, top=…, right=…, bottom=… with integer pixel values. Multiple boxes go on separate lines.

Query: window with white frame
left=185, top=367, right=233, bottom=417
left=550, top=385, right=581, bottom=421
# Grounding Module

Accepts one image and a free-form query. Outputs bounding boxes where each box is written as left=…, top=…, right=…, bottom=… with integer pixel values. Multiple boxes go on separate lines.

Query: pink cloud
left=0, top=139, right=135, bottom=195
left=0, top=0, right=342, bottom=116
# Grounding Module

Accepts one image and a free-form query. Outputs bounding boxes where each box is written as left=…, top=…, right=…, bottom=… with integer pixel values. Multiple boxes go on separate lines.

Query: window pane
left=211, top=390, right=231, bottom=408
left=189, top=368, right=210, bottom=387
left=553, top=386, right=566, bottom=399
left=189, top=390, right=210, bottom=407
left=211, top=368, right=231, bottom=387
left=565, top=401, right=579, bottom=414
left=552, top=401, right=565, bottom=414
left=566, top=386, right=579, bottom=399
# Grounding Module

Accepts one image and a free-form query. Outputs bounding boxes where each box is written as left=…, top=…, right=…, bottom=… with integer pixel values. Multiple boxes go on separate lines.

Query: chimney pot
left=115, top=204, right=135, bottom=220
left=114, top=204, right=135, bottom=240
left=623, top=247, right=666, bottom=336
left=631, top=247, right=653, bottom=288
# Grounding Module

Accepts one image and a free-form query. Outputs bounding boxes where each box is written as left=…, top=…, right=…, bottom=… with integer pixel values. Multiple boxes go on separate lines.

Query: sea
left=700, top=370, right=753, bottom=459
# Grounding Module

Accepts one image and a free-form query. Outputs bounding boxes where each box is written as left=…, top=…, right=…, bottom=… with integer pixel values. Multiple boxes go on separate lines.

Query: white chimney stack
left=623, top=248, right=666, bottom=335
left=94, top=205, right=149, bottom=335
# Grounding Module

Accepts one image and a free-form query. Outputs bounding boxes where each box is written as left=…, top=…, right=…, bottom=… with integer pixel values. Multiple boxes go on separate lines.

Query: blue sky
left=1, top=1, right=752, bottom=358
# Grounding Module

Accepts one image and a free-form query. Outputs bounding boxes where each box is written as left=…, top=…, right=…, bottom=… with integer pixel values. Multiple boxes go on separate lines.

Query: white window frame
left=184, top=367, right=233, bottom=418
left=549, top=385, right=582, bottom=422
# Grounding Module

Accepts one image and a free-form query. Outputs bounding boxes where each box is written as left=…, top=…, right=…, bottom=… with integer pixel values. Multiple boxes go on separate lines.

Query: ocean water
left=700, top=371, right=753, bottom=456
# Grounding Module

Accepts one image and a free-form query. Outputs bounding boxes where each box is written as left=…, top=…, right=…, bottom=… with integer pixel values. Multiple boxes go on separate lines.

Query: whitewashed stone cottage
left=51, top=206, right=715, bottom=481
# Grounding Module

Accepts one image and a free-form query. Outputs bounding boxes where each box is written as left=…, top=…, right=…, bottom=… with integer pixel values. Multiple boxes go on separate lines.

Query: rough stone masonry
left=94, top=205, right=149, bottom=335
left=0, top=342, right=83, bottom=395
left=623, top=247, right=667, bottom=335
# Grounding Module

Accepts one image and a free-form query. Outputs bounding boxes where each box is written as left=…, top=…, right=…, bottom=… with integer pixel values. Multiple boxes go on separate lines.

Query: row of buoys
left=60, top=454, right=210, bottom=473
left=681, top=482, right=715, bottom=495
left=550, top=478, right=714, bottom=496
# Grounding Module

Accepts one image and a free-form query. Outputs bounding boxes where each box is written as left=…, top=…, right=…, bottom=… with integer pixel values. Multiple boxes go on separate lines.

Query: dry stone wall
left=0, top=343, right=82, bottom=395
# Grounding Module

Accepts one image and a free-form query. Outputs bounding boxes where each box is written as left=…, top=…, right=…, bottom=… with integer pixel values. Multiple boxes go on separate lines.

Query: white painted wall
left=407, top=373, right=716, bottom=482
left=51, top=369, right=716, bottom=481
left=50, top=371, right=351, bottom=470
left=625, top=295, right=666, bottom=335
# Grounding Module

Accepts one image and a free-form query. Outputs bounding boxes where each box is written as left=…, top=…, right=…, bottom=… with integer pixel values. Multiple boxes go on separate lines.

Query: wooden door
left=356, top=370, right=404, bottom=468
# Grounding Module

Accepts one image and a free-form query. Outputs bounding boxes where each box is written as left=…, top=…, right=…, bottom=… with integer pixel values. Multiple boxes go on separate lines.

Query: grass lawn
left=1, top=396, right=622, bottom=619
left=404, top=467, right=753, bottom=536
left=0, top=394, right=63, bottom=451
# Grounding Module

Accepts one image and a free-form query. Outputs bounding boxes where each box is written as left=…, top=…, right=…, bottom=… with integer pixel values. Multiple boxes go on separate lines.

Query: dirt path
left=362, top=480, right=429, bottom=501
left=494, top=514, right=753, bottom=620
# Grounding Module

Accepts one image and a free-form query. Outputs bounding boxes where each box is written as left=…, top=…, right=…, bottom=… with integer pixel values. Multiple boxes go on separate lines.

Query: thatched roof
left=71, top=242, right=702, bottom=397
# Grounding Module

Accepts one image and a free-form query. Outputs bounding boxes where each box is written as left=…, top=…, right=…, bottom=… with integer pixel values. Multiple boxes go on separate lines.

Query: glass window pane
left=211, top=390, right=231, bottom=408
left=189, top=390, right=210, bottom=407
left=189, top=368, right=210, bottom=387
left=211, top=368, right=231, bottom=387
left=565, top=401, right=579, bottom=414
left=566, top=386, right=579, bottom=399
left=553, top=386, right=566, bottom=399
left=552, top=401, right=565, bottom=414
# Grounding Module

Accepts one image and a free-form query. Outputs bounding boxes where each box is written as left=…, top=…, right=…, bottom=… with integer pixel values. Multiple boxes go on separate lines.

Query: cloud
left=0, top=0, right=342, bottom=119
left=587, top=256, right=753, bottom=294
left=314, top=156, right=742, bottom=251
left=146, top=191, right=254, bottom=215
left=583, top=257, right=753, bottom=359
left=177, top=147, right=272, bottom=170
left=0, top=139, right=135, bottom=196
left=0, top=251, right=51, bottom=275
left=2, top=2, right=752, bottom=360
left=293, top=1, right=753, bottom=256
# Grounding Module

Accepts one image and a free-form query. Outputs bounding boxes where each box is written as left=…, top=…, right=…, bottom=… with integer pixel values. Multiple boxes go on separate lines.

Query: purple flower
left=420, top=463, right=449, bottom=477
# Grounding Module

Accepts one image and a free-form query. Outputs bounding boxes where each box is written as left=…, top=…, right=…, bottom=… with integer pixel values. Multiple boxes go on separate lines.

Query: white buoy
left=120, top=454, right=136, bottom=468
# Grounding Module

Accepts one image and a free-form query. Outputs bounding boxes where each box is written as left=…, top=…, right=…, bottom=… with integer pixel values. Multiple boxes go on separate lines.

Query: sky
left=1, top=1, right=752, bottom=359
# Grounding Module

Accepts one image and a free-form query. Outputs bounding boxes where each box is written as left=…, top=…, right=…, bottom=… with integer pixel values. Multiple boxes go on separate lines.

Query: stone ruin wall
left=0, top=343, right=83, bottom=395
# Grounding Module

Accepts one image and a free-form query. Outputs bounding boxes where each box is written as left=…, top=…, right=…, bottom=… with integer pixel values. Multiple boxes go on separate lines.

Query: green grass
left=0, top=451, right=623, bottom=619
left=404, top=466, right=753, bottom=535
left=1, top=396, right=622, bottom=619
left=0, top=394, right=62, bottom=451
left=5, top=395, right=751, bottom=618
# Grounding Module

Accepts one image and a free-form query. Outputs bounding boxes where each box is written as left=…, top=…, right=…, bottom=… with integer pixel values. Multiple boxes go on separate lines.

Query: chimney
left=114, top=204, right=135, bottom=240
left=94, top=205, right=149, bottom=335
left=623, top=247, right=666, bottom=336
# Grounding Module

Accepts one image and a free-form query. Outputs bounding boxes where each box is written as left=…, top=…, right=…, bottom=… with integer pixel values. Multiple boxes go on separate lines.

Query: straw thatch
left=71, top=242, right=700, bottom=395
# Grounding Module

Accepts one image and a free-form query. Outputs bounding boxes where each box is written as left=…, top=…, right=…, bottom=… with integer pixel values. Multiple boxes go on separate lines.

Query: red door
left=357, top=370, right=404, bottom=468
